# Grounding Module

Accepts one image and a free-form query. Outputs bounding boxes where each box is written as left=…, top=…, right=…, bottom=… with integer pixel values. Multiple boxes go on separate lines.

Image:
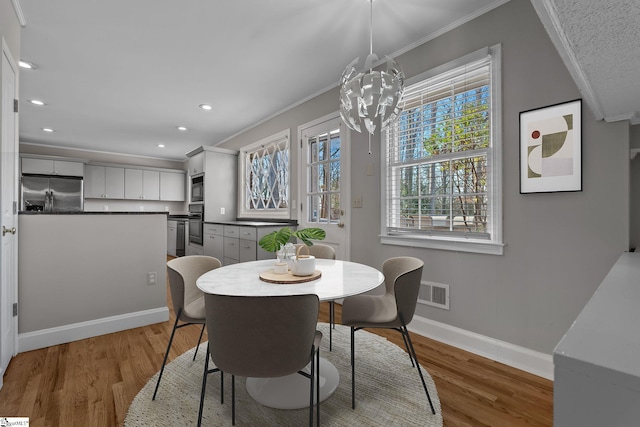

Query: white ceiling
left=16, top=0, right=640, bottom=161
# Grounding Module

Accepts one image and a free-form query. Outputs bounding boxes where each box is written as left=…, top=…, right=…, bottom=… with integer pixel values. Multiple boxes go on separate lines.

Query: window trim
left=238, top=129, right=291, bottom=220
left=380, top=45, right=503, bottom=255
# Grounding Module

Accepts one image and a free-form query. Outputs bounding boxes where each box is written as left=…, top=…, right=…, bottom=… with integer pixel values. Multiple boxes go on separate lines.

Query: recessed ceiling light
left=19, top=60, right=38, bottom=69
left=42, top=128, right=54, bottom=132
left=29, top=99, right=45, bottom=106
left=157, top=144, right=165, bottom=148
left=177, top=126, right=188, bottom=131
left=199, top=104, right=212, bottom=111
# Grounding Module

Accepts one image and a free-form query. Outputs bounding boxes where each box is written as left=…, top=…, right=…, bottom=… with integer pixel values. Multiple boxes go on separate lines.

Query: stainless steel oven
left=188, top=203, right=204, bottom=245
left=191, top=174, right=204, bottom=203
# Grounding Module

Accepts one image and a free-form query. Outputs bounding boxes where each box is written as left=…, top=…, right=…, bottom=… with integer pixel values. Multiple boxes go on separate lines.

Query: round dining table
left=196, top=258, right=384, bottom=409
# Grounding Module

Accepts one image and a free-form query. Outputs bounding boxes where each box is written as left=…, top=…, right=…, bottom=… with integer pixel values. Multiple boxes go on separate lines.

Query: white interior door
left=1, top=42, right=19, bottom=389
left=298, top=114, right=350, bottom=260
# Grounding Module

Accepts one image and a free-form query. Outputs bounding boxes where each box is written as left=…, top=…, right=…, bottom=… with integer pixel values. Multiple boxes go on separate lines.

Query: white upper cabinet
left=85, top=165, right=125, bottom=199
left=188, top=152, right=204, bottom=176
left=21, top=157, right=84, bottom=177
left=86, top=164, right=183, bottom=201
left=160, top=171, right=185, bottom=201
left=125, top=169, right=160, bottom=200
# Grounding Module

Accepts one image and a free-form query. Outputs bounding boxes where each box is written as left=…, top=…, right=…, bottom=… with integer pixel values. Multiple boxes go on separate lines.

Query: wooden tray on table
left=259, top=269, right=322, bottom=284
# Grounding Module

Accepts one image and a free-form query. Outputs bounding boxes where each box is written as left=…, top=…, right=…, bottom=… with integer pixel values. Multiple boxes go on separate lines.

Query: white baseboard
left=18, top=307, right=170, bottom=353
left=409, top=315, right=554, bottom=380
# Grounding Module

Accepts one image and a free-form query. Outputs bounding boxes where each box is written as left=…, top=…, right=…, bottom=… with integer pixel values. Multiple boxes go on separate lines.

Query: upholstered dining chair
left=152, top=255, right=221, bottom=401
left=341, top=256, right=436, bottom=415
left=198, top=294, right=322, bottom=427
left=298, top=243, right=337, bottom=350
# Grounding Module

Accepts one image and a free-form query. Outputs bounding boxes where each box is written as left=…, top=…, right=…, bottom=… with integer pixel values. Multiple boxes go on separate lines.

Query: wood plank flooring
left=0, top=270, right=552, bottom=426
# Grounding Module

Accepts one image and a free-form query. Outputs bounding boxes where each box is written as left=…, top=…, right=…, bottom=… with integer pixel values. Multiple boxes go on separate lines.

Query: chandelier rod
left=369, top=0, right=373, bottom=59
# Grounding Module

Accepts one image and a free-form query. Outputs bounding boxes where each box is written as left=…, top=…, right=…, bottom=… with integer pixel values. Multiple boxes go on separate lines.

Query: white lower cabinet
left=202, top=223, right=290, bottom=265
left=187, top=242, right=204, bottom=256
left=218, top=224, right=284, bottom=265
left=203, top=224, right=224, bottom=262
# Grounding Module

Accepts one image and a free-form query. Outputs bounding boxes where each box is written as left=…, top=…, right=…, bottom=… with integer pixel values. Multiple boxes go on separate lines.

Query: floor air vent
left=418, top=281, right=450, bottom=310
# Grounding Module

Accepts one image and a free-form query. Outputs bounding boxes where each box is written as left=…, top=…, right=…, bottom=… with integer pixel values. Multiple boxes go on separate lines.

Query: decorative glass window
left=382, top=46, right=503, bottom=255
left=239, top=130, right=290, bottom=219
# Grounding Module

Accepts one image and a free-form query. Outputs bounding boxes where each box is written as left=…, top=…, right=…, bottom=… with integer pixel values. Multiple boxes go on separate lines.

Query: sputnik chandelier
left=339, top=0, right=405, bottom=150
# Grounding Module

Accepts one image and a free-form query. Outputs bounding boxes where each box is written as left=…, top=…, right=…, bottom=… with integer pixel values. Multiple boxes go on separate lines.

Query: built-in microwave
left=191, top=174, right=204, bottom=203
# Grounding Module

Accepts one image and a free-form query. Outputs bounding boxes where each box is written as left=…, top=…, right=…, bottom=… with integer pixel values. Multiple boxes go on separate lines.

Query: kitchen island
left=18, top=212, right=169, bottom=352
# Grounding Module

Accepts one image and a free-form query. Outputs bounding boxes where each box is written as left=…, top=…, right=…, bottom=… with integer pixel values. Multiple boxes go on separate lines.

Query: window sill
left=380, top=234, right=504, bottom=255
left=238, top=209, right=290, bottom=220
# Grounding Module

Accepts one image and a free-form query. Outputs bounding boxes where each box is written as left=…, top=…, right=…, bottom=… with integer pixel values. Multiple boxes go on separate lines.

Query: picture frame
left=519, top=99, right=582, bottom=194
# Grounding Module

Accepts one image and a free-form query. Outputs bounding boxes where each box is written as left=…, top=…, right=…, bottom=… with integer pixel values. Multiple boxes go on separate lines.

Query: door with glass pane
left=298, top=115, right=350, bottom=260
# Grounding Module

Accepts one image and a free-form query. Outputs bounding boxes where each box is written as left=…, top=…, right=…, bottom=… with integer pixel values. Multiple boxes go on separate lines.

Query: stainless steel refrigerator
left=21, top=175, right=84, bottom=213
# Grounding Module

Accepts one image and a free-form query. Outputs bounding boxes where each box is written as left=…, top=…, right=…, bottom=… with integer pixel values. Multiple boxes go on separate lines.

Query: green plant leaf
left=293, top=228, right=326, bottom=246
left=258, top=227, right=293, bottom=252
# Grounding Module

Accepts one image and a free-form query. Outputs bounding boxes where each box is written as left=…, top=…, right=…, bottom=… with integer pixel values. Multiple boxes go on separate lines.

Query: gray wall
left=218, top=0, right=630, bottom=355
left=18, top=214, right=167, bottom=333
left=630, top=125, right=640, bottom=249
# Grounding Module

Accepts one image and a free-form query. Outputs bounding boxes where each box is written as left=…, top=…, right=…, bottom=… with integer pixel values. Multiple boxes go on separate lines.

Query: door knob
left=337, top=222, right=345, bottom=228
left=2, top=226, right=16, bottom=236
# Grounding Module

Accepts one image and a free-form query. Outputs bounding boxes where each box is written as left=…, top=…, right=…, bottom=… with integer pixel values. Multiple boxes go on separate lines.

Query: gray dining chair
left=341, top=256, right=436, bottom=414
left=152, top=255, right=221, bottom=400
left=298, top=243, right=338, bottom=350
left=198, top=294, right=322, bottom=427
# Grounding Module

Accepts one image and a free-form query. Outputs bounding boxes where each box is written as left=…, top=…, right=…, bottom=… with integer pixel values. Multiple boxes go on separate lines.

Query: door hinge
left=300, top=202, right=303, bottom=211
left=13, top=201, right=18, bottom=214
left=13, top=303, right=18, bottom=317
left=14, top=99, right=19, bottom=113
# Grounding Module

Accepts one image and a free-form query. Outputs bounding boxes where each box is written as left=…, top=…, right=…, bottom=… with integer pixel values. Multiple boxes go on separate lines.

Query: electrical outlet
left=147, top=272, right=157, bottom=286
left=352, top=196, right=363, bottom=208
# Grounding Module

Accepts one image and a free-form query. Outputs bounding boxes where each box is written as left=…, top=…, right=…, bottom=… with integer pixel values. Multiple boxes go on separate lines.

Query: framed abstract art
left=519, top=99, right=582, bottom=193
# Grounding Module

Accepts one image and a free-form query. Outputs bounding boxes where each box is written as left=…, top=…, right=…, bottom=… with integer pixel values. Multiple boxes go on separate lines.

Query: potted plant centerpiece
left=258, top=226, right=326, bottom=276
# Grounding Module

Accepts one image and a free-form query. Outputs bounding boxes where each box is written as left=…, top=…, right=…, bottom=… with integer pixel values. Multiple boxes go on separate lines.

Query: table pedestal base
left=245, top=357, right=339, bottom=409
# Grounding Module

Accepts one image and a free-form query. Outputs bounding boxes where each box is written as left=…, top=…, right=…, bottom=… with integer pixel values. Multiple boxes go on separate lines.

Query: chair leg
left=350, top=326, right=356, bottom=409
left=193, top=323, right=206, bottom=361
left=316, top=347, right=321, bottom=426
left=399, top=328, right=416, bottom=367
left=152, top=311, right=180, bottom=400
left=309, top=346, right=315, bottom=427
left=329, top=301, right=335, bottom=351
left=197, top=343, right=210, bottom=427
left=402, top=325, right=436, bottom=415
left=231, top=375, right=236, bottom=426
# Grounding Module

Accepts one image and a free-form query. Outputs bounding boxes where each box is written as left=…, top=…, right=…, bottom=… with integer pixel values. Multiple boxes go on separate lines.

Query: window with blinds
left=239, top=130, right=290, bottom=218
left=384, top=47, right=501, bottom=249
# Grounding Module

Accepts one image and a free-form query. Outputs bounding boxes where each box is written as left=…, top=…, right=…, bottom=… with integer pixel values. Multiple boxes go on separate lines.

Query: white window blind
left=385, top=52, right=496, bottom=242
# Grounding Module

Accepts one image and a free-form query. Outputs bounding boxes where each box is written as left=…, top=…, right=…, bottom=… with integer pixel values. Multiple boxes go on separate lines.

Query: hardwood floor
left=0, top=274, right=552, bottom=426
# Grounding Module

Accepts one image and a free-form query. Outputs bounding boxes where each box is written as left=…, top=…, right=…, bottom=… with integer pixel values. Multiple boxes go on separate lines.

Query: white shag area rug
left=126, top=323, right=443, bottom=426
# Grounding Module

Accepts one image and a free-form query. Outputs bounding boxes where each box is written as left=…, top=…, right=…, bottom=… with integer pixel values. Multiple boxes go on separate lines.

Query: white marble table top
left=196, top=259, right=384, bottom=301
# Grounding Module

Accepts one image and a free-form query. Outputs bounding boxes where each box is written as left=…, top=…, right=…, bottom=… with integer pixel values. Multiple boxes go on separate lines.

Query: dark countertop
left=19, top=211, right=169, bottom=215
left=167, top=214, right=190, bottom=221
left=204, top=220, right=297, bottom=227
